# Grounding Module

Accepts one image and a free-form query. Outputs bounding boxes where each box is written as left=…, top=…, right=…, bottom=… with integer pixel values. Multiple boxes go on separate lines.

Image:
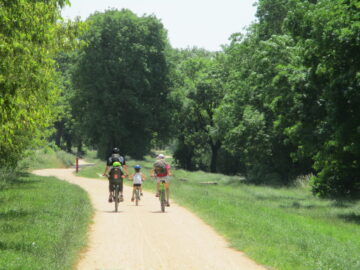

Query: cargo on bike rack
left=108, top=163, right=124, bottom=212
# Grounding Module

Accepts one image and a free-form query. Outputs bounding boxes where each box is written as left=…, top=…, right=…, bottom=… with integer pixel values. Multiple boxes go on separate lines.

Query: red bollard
left=75, top=157, right=79, bottom=173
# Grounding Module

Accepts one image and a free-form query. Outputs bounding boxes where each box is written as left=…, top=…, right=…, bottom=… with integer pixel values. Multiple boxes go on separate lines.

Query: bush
left=311, top=164, right=360, bottom=198
left=0, top=168, right=17, bottom=191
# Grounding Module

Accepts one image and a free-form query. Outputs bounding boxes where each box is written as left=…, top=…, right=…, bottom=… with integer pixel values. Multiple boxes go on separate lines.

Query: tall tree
left=52, top=51, right=83, bottom=153
left=73, top=9, right=171, bottom=159
left=283, top=0, right=360, bottom=196
left=0, top=0, right=81, bottom=167
left=217, top=34, right=302, bottom=183
left=171, top=52, right=226, bottom=172
left=219, top=0, right=360, bottom=195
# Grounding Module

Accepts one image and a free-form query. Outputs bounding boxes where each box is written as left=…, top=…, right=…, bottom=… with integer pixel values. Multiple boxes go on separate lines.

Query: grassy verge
left=0, top=149, right=93, bottom=270
left=171, top=174, right=360, bottom=269
left=76, top=161, right=105, bottom=179
left=0, top=173, right=92, bottom=270
left=79, top=154, right=360, bottom=269
left=19, top=148, right=75, bottom=171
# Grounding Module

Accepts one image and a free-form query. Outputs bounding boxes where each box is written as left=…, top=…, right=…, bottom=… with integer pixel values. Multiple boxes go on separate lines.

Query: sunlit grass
left=171, top=182, right=360, bottom=269
left=0, top=149, right=93, bottom=269
left=0, top=173, right=93, bottom=270
left=19, top=148, right=75, bottom=171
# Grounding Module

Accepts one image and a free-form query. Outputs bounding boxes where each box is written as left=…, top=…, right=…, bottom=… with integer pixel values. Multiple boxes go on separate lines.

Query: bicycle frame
left=105, top=172, right=124, bottom=212
left=111, top=182, right=122, bottom=212
left=133, top=186, right=141, bottom=206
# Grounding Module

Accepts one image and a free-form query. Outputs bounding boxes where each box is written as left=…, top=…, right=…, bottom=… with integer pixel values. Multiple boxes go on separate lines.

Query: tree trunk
left=210, top=140, right=221, bottom=173
left=65, top=137, right=72, bottom=153
left=54, top=121, right=63, bottom=148
left=77, top=140, right=83, bottom=157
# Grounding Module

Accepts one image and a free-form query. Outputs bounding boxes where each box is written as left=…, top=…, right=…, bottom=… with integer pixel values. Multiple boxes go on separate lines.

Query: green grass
left=0, top=149, right=93, bottom=269
left=79, top=154, right=360, bottom=270
left=76, top=161, right=105, bottom=179
left=0, top=173, right=93, bottom=270
left=19, top=148, right=75, bottom=171
left=171, top=177, right=360, bottom=269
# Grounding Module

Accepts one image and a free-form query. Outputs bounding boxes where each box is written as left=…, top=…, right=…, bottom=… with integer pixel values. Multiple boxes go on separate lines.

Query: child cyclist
left=130, top=165, right=146, bottom=202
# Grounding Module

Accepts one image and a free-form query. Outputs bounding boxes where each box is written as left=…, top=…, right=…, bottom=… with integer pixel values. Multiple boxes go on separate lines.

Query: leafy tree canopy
left=0, top=0, right=82, bottom=167
left=73, top=9, right=172, bottom=159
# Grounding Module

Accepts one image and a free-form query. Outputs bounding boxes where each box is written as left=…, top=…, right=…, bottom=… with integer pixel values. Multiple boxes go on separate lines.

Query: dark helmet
left=112, top=147, right=120, bottom=154
left=134, top=164, right=141, bottom=169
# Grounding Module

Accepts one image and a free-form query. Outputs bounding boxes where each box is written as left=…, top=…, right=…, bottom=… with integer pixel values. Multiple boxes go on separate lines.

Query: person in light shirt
left=130, top=164, right=146, bottom=202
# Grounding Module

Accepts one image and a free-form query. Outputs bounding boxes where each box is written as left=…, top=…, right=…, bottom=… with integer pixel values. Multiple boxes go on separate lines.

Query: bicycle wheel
left=160, top=189, right=165, bottom=212
left=135, top=188, right=139, bottom=206
left=114, top=185, right=119, bottom=212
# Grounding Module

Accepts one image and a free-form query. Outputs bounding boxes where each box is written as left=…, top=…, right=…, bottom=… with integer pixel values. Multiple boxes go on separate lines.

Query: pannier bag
left=109, top=162, right=124, bottom=183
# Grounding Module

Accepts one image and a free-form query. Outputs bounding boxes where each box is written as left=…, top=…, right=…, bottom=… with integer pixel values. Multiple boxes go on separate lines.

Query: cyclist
left=103, top=147, right=128, bottom=202
left=129, top=164, right=146, bottom=202
left=150, top=154, right=172, bottom=207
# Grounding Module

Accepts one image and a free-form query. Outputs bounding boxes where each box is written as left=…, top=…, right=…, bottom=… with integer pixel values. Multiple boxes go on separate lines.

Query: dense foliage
left=52, top=52, right=81, bottom=153
left=285, top=0, right=360, bottom=196
left=171, top=0, right=360, bottom=197
left=0, top=0, right=81, bottom=167
left=1, top=0, right=359, bottom=197
left=72, top=9, right=172, bottom=159
left=169, top=49, right=225, bottom=172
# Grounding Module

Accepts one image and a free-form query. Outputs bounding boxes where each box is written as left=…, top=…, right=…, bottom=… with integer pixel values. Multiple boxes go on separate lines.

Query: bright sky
left=62, top=0, right=258, bottom=51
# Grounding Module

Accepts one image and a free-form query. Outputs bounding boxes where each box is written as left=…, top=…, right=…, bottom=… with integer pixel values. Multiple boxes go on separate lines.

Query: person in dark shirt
left=103, top=147, right=129, bottom=202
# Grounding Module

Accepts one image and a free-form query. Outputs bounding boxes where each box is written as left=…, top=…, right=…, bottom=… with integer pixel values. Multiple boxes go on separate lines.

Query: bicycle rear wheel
left=160, top=189, right=165, bottom=212
left=114, top=185, right=119, bottom=212
left=135, top=188, right=139, bottom=206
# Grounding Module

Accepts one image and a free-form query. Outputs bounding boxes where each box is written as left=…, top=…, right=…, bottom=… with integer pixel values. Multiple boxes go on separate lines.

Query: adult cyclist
left=103, top=147, right=128, bottom=202
left=151, top=154, right=172, bottom=207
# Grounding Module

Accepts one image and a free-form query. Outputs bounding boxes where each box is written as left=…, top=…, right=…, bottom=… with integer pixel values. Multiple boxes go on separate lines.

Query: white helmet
left=157, top=154, right=165, bottom=159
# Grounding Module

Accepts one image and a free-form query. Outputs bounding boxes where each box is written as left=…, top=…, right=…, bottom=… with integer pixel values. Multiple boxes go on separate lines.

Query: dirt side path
left=33, top=167, right=266, bottom=270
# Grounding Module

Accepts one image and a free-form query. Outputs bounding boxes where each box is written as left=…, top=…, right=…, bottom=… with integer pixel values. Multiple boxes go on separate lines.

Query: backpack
left=111, top=153, right=124, bottom=164
left=109, top=166, right=124, bottom=183
left=154, top=159, right=167, bottom=175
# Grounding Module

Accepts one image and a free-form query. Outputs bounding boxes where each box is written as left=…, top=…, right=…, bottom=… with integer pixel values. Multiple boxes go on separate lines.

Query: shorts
left=109, top=179, right=123, bottom=192
left=133, top=184, right=141, bottom=187
left=156, top=176, right=169, bottom=183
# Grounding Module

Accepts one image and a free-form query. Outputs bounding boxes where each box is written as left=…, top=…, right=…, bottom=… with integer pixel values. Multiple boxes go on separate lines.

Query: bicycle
left=107, top=174, right=123, bottom=212
left=133, top=185, right=141, bottom=206
left=110, top=182, right=122, bottom=212
left=159, top=180, right=166, bottom=212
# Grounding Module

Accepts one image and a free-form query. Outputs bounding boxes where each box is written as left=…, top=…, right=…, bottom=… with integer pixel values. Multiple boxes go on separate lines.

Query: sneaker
left=166, top=201, right=170, bottom=207
left=131, top=197, right=134, bottom=202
